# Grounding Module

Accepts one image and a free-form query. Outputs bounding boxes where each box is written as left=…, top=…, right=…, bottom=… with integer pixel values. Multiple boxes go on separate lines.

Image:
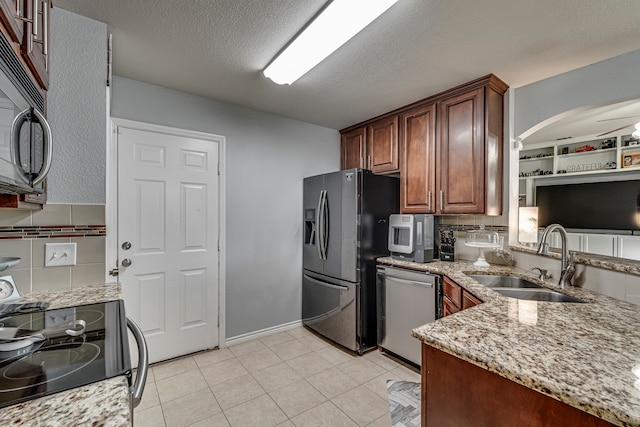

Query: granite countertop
left=378, top=257, right=640, bottom=427
left=0, top=283, right=132, bottom=427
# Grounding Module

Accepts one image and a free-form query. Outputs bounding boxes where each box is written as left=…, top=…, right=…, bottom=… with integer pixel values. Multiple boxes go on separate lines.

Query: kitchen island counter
left=0, top=283, right=132, bottom=427
left=378, top=257, right=640, bottom=426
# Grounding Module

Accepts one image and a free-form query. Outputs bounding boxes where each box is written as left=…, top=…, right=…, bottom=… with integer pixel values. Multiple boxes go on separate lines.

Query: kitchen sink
left=468, top=274, right=585, bottom=303
left=467, top=274, right=542, bottom=289
left=493, top=288, right=585, bottom=303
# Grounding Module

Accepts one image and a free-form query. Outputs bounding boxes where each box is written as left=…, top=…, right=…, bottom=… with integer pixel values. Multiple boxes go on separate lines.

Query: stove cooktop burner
left=0, top=340, right=101, bottom=393
left=0, top=300, right=131, bottom=409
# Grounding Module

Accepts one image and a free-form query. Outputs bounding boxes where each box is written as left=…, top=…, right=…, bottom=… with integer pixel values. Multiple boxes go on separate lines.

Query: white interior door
left=115, top=122, right=221, bottom=363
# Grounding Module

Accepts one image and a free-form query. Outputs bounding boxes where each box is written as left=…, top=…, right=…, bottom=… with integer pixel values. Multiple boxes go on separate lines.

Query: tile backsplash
left=0, top=204, right=106, bottom=295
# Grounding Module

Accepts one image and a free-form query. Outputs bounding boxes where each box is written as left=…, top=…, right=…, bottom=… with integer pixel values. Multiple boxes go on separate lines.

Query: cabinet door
left=22, top=0, right=48, bottom=89
left=400, top=103, right=436, bottom=213
left=583, top=234, right=617, bottom=257
left=462, top=290, right=481, bottom=310
left=0, top=0, right=23, bottom=43
left=442, top=296, right=459, bottom=317
left=438, top=88, right=485, bottom=214
left=618, top=236, right=640, bottom=261
left=366, top=116, right=398, bottom=173
left=340, top=127, right=365, bottom=170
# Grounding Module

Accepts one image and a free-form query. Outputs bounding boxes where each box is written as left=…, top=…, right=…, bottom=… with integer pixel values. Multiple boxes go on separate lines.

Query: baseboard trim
left=224, top=320, right=304, bottom=347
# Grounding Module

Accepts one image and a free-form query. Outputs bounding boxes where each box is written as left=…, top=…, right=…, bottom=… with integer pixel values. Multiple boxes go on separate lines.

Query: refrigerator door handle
left=303, top=274, right=349, bottom=292
left=321, top=190, right=329, bottom=260
left=316, top=191, right=324, bottom=260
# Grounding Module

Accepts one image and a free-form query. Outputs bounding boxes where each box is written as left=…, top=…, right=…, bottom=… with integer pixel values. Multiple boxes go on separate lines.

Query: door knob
left=121, top=259, right=132, bottom=267
left=121, top=242, right=132, bottom=250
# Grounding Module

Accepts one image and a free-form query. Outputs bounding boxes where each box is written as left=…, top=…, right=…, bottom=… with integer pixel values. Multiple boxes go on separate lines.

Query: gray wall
left=47, top=8, right=107, bottom=203
left=110, top=76, right=339, bottom=339
left=514, top=49, right=640, bottom=138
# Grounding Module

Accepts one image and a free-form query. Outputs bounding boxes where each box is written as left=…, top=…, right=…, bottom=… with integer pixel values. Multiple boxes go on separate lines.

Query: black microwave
left=0, top=30, right=52, bottom=195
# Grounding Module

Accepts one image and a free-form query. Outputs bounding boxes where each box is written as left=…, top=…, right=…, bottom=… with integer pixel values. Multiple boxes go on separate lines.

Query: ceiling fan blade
left=597, top=114, right=640, bottom=122
left=597, top=122, right=636, bottom=137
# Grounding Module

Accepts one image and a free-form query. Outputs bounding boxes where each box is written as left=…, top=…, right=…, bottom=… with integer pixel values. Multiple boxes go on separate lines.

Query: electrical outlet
left=44, top=243, right=77, bottom=267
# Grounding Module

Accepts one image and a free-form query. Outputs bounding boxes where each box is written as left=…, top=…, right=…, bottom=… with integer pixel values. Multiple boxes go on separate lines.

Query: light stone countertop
left=0, top=283, right=131, bottom=427
left=378, top=257, right=640, bottom=427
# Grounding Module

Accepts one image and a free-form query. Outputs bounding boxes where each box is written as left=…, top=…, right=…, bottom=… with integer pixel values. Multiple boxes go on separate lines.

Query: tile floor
left=134, top=326, right=421, bottom=427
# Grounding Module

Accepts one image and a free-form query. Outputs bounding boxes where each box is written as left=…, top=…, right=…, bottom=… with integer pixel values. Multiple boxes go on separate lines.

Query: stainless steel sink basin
left=493, top=288, right=585, bottom=303
left=467, top=274, right=542, bottom=289
left=468, top=274, right=585, bottom=303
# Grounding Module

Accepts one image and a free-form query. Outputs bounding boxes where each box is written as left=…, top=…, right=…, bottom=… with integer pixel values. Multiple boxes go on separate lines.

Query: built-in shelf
left=518, top=133, right=640, bottom=206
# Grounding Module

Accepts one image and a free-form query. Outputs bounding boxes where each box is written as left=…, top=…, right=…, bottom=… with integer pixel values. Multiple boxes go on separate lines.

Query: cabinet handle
left=440, top=190, right=444, bottom=210
left=428, top=191, right=432, bottom=211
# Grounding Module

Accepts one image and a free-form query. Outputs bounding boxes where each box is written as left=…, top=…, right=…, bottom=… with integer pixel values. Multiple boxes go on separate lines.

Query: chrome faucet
left=537, top=224, right=576, bottom=288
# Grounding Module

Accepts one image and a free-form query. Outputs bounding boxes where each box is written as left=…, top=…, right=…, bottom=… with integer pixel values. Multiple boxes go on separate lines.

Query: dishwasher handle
left=380, top=274, right=434, bottom=288
left=127, top=317, right=148, bottom=408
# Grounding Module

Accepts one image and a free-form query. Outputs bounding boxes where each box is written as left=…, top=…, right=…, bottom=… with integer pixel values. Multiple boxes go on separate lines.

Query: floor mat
left=386, top=380, right=421, bottom=427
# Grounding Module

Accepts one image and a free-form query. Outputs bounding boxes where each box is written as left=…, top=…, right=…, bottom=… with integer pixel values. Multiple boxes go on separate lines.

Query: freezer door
left=303, top=174, right=324, bottom=274
left=302, top=270, right=358, bottom=352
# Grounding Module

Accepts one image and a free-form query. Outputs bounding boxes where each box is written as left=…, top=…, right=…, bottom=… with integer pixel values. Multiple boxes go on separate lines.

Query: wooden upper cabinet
left=436, top=76, right=506, bottom=215
left=0, top=0, right=24, bottom=43
left=22, top=0, right=49, bottom=89
left=340, top=126, right=365, bottom=170
left=366, top=116, right=398, bottom=173
left=340, top=75, right=507, bottom=215
left=400, top=103, right=436, bottom=213
left=438, top=88, right=485, bottom=214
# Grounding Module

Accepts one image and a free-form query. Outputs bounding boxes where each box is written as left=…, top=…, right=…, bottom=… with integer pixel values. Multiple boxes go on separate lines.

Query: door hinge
left=217, top=313, right=220, bottom=326
left=217, top=239, right=220, bottom=251
left=217, top=163, right=220, bottom=176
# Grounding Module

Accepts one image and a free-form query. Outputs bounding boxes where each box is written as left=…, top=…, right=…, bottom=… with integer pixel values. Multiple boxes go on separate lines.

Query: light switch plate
left=44, top=243, right=77, bottom=267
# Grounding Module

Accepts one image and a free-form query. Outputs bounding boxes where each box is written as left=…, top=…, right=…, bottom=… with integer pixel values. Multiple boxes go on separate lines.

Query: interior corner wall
left=514, top=49, right=640, bottom=138
left=47, top=8, right=107, bottom=203
left=110, top=76, right=340, bottom=339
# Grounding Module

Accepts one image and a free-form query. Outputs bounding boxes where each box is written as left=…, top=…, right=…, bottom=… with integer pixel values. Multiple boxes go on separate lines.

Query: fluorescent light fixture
left=263, top=0, right=399, bottom=85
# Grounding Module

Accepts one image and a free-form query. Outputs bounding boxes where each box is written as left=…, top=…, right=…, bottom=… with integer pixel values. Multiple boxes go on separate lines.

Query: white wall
left=514, top=49, right=640, bottom=139
left=47, top=8, right=107, bottom=203
left=110, top=76, right=339, bottom=339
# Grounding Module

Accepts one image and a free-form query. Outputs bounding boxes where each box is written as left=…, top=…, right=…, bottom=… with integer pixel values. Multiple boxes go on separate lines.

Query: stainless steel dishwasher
left=376, top=265, right=441, bottom=367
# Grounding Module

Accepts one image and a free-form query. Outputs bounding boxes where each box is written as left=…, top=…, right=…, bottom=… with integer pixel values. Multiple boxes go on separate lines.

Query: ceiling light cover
left=263, top=0, right=399, bottom=85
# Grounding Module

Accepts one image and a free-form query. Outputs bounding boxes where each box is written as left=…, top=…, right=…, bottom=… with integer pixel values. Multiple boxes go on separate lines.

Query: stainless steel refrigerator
left=302, top=168, right=399, bottom=354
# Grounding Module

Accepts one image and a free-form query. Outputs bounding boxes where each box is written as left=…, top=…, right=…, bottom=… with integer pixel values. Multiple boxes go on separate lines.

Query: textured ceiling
left=52, top=0, right=640, bottom=131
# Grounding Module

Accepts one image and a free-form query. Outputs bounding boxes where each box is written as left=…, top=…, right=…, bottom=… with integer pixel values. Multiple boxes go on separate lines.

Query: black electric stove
left=0, top=300, right=131, bottom=409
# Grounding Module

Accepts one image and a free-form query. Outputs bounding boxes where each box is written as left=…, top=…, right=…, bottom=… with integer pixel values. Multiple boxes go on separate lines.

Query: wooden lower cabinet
left=422, top=345, right=615, bottom=427
left=441, top=276, right=479, bottom=316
